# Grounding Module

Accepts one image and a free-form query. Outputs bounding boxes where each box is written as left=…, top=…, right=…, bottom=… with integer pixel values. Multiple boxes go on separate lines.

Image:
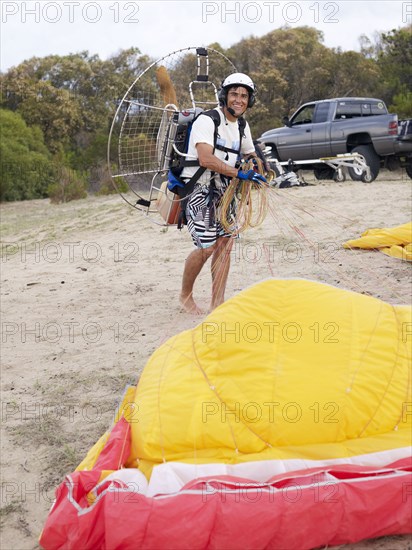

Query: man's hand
left=237, top=169, right=267, bottom=184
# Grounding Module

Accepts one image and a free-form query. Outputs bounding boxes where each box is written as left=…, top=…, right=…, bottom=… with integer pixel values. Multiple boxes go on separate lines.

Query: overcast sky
left=1, top=1, right=411, bottom=71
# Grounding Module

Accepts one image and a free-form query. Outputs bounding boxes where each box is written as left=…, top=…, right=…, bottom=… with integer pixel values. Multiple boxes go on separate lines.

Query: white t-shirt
left=180, top=107, right=255, bottom=188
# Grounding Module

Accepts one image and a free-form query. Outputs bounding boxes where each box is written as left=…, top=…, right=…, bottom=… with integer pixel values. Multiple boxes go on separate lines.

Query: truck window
left=370, top=102, right=387, bottom=115
left=334, top=101, right=388, bottom=119
left=313, top=103, right=330, bottom=123
left=335, top=102, right=362, bottom=120
left=361, top=103, right=372, bottom=116
left=291, top=105, right=315, bottom=125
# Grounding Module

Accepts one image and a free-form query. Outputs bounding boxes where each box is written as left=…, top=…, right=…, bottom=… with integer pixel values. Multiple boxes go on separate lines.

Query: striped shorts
left=185, top=183, right=236, bottom=249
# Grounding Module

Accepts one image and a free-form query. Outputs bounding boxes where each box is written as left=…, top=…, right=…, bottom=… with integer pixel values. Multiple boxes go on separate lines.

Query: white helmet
left=219, top=72, right=256, bottom=108
left=222, top=73, right=255, bottom=92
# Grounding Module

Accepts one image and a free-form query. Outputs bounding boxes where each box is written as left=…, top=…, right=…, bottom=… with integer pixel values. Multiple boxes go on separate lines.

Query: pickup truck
left=258, top=98, right=412, bottom=182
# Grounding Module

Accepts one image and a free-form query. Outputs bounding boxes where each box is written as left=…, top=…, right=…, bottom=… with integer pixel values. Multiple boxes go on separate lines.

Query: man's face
left=226, top=86, right=249, bottom=117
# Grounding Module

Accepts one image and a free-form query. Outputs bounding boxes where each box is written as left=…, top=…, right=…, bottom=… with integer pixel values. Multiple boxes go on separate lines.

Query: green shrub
left=0, top=109, right=53, bottom=201
left=91, top=161, right=128, bottom=195
left=389, top=90, right=412, bottom=119
left=47, top=167, right=87, bottom=203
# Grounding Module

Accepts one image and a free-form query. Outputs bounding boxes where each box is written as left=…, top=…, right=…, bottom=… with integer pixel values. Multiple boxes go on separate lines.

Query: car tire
left=348, top=145, right=380, bottom=182
left=406, top=163, right=412, bottom=180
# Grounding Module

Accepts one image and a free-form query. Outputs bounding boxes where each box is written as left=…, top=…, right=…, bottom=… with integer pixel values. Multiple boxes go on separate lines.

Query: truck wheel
left=348, top=145, right=380, bottom=182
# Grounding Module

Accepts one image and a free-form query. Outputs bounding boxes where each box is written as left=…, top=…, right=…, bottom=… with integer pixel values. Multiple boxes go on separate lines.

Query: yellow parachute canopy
left=343, top=221, right=412, bottom=261
left=98, top=279, right=412, bottom=479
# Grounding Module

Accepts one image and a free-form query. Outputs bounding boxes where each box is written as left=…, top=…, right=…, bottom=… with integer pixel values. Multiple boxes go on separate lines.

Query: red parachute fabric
left=39, top=417, right=412, bottom=550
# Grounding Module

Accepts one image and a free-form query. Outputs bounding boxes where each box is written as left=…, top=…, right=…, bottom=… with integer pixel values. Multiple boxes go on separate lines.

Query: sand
left=1, top=170, right=411, bottom=549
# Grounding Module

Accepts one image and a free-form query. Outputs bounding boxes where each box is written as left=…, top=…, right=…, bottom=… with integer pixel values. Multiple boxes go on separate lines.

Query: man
left=179, top=73, right=266, bottom=314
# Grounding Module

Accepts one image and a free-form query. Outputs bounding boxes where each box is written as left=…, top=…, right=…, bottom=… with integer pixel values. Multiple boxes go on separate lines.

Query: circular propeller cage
left=107, top=46, right=236, bottom=222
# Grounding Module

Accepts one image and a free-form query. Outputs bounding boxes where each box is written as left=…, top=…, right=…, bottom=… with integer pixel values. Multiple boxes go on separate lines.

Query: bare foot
left=179, top=294, right=204, bottom=315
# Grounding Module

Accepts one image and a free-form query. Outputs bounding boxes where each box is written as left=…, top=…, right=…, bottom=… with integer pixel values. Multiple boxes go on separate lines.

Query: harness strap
left=180, top=143, right=241, bottom=168
left=176, top=166, right=206, bottom=199
left=215, top=143, right=241, bottom=155
left=179, top=159, right=202, bottom=168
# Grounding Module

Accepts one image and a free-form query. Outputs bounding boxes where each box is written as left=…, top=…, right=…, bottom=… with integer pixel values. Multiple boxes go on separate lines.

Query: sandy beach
left=1, top=170, right=411, bottom=549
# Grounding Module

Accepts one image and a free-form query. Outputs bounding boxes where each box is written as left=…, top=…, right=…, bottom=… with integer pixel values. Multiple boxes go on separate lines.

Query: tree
left=377, top=25, right=412, bottom=115
left=389, top=91, right=412, bottom=119
left=322, top=50, right=382, bottom=98
left=1, top=62, right=82, bottom=153
left=0, top=109, right=54, bottom=201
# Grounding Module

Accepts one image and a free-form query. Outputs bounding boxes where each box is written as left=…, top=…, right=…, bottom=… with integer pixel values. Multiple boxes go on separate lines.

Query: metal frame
left=267, top=152, right=372, bottom=183
left=108, top=46, right=236, bottom=224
